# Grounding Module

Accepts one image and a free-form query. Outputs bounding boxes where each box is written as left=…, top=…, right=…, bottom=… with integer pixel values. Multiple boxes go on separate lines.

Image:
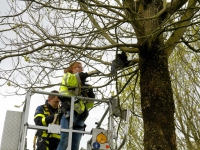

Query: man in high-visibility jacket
left=56, top=62, right=100, bottom=150
left=34, top=90, right=61, bottom=150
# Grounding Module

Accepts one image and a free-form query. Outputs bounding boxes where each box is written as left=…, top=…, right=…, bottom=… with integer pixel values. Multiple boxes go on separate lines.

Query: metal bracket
left=48, top=124, right=61, bottom=134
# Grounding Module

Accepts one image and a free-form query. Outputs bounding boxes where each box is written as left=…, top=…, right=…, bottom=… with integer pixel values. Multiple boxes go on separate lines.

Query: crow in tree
left=110, top=51, right=131, bottom=75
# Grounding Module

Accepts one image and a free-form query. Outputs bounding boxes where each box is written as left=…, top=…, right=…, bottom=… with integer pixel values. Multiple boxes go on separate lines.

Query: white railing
left=18, top=90, right=129, bottom=150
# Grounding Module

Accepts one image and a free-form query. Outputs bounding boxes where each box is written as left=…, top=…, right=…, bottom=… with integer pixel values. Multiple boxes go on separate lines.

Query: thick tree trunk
left=139, top=41, right=177, bottom=150
left=123, top=0, right=178, bottom=149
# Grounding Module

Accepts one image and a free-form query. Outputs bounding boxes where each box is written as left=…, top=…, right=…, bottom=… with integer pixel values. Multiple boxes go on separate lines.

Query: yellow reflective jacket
left=59, top=72, right=94, bottom=114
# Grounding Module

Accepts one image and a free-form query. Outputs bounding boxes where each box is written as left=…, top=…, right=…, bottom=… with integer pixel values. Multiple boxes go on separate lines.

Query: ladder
left=1, top=90, right=130, bottom=150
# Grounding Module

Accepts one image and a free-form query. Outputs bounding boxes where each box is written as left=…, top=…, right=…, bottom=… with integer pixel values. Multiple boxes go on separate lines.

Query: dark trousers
left=36, top=137, right=59, bottom=150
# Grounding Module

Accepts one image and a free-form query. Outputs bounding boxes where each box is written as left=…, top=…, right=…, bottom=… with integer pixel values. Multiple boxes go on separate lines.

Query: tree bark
left=139, top=40, right=177, bottom=150
left=123, top=0, right=178, bottom=148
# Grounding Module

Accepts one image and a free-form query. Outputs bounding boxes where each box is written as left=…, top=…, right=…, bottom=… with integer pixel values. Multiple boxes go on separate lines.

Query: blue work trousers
left=56, top=113, right=84, bottom=150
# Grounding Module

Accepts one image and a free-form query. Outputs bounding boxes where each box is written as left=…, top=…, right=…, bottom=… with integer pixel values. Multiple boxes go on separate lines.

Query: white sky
left=0, top=2, right=109, bottom=149
left=0, top=0, right=135, bottom=149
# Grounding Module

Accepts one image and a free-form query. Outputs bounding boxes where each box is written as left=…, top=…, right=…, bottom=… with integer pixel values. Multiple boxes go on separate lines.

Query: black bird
left=111, top=51, right=131, bottom=74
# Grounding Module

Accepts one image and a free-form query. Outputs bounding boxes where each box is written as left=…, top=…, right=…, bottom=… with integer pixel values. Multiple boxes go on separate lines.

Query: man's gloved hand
left=87, top=70, right=100, bottom=76
left=78, top=72, right=88, bottom=83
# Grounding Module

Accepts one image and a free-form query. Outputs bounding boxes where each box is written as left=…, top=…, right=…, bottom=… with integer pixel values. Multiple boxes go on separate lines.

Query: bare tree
left=0, top=0, right=200, bottom=149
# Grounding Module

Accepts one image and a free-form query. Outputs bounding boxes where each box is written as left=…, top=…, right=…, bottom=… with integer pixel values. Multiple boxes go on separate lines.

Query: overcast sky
left=0, top=1, right=109, bottom=149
